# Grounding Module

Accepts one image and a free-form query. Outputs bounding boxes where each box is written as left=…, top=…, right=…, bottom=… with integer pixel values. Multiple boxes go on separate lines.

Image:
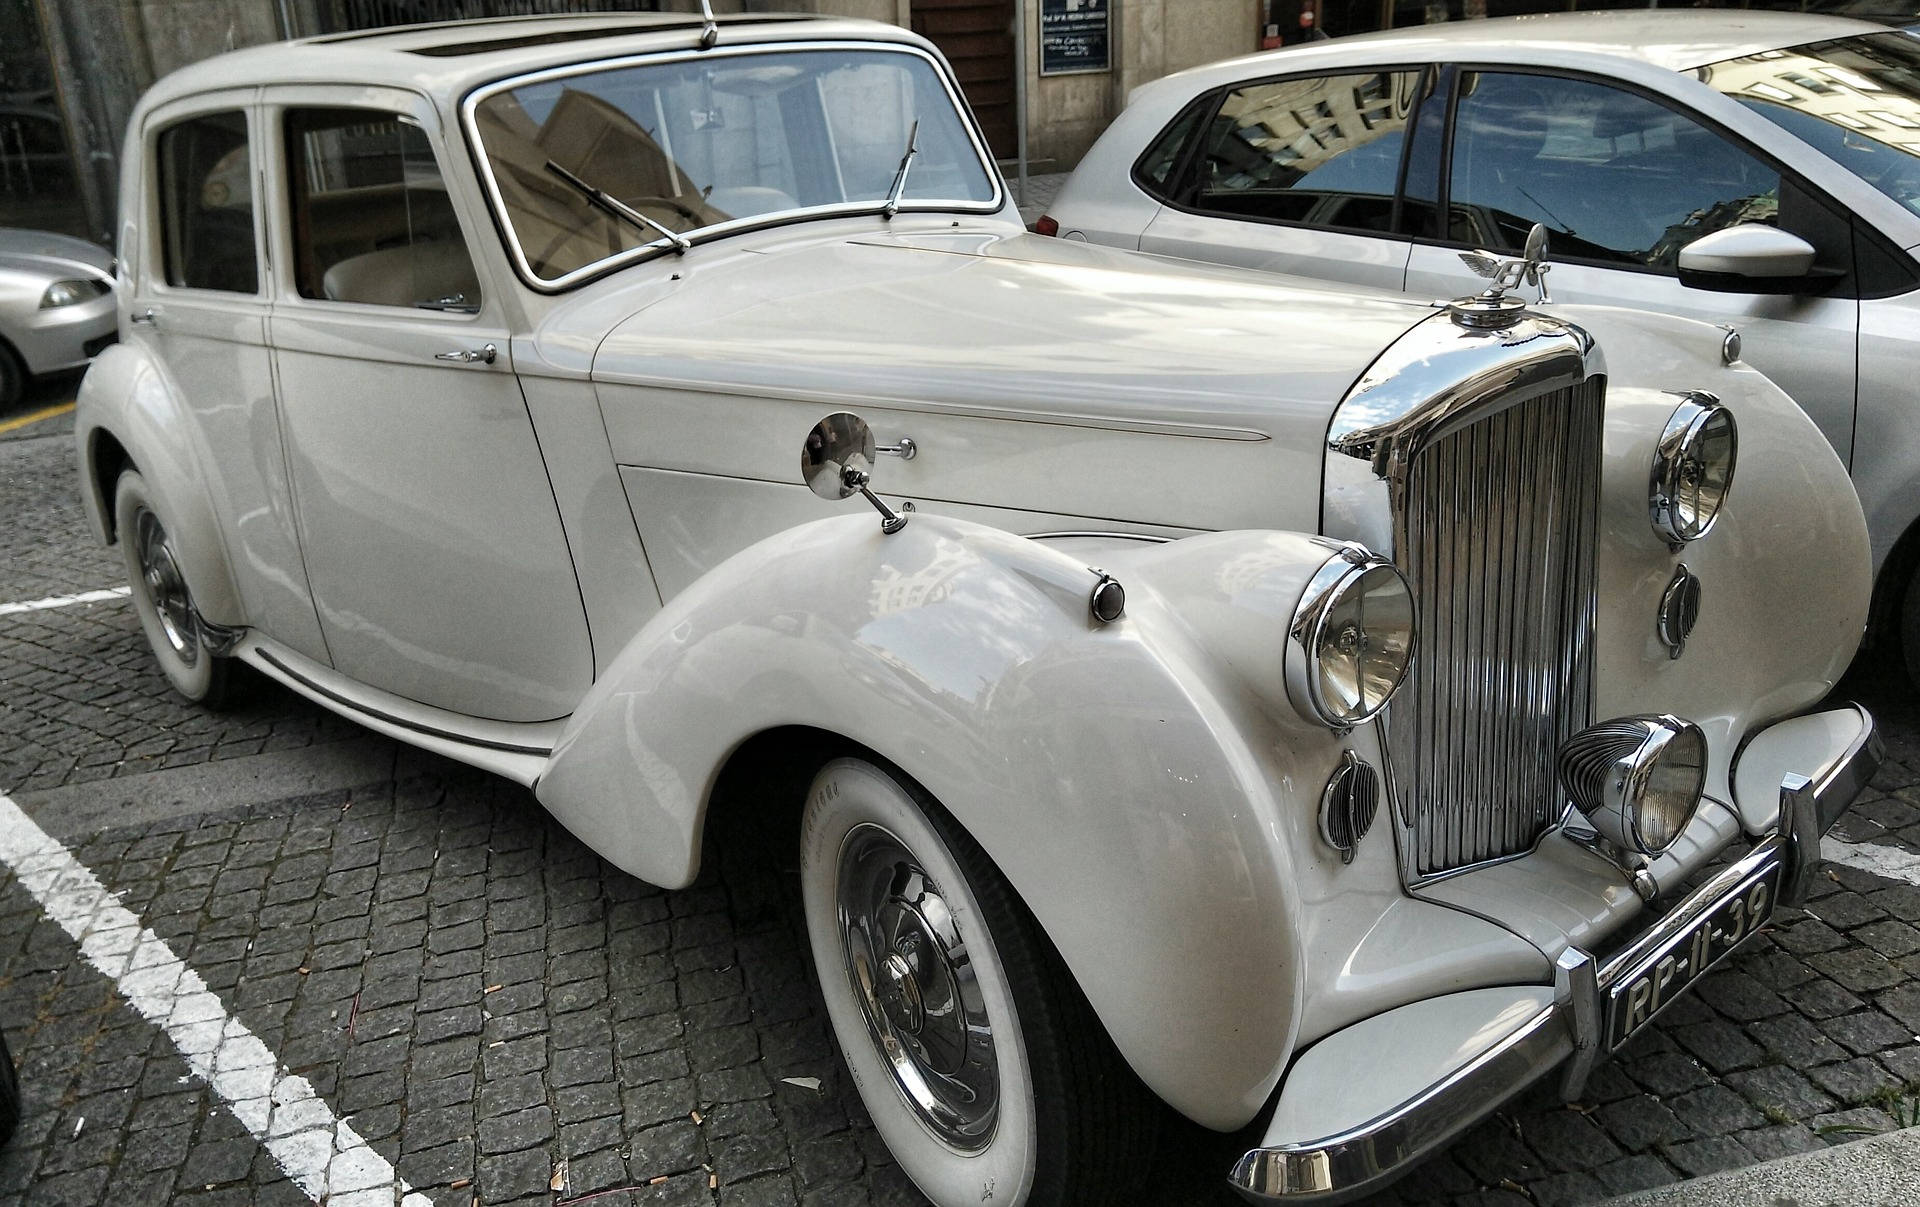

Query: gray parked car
left=0, top=228, right=116, bottom=408
left=1044, top=11, right=1920, bottom=680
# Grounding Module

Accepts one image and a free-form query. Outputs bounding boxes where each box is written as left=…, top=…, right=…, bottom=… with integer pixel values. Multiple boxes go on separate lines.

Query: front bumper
left=1230, top=704, right=1882, bottom=1203
left=7, top=289, right=117, bottom=377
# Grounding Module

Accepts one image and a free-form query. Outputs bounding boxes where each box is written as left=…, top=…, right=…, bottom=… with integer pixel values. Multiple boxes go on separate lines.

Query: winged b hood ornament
left=1447, top=223, right=1554, bottom=329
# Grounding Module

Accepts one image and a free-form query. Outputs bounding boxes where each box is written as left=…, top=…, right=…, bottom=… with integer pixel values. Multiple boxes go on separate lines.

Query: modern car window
left=1448, top=72, right=1781, bottom=270
left=284, top=108, right=482, bottom=311
left=1190, top=71, right=1422, bottom=235
left=1703, top=32, right=1920, bottom=219
left=1133, top=96, right=1212, bottom=201
left=157, top=111, right=259, bottom=293
left=470, top=46, right=998, bottom=286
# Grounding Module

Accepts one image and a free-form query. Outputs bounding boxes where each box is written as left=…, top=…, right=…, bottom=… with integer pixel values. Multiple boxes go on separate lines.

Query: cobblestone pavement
left=0, top=425, right=1918, bottom=1206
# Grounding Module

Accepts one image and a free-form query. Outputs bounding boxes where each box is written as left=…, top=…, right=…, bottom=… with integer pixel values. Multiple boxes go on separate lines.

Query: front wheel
left=799, top=758, right=1155, bottom=1207
left=115, top=470, right=233, bottom=707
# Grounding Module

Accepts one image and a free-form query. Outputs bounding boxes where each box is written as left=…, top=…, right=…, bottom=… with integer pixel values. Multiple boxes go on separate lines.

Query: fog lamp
left=1285, top=547, right=1415, bottom=729
left=1650, top=394, right=1737, bottom=547
left=1558, top=714, right=1708, bottom=857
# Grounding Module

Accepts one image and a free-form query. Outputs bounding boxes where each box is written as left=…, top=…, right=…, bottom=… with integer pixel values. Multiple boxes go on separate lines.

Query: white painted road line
left=0, top=791, right=434, bottom=1207
left=0, top=586, right=130, bottom=616
left=1824, top=836, right=1920, bottom=888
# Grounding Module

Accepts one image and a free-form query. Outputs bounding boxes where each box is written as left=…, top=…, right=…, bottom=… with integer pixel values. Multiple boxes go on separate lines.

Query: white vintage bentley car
left=78, top=12, right=1880, bottom=1205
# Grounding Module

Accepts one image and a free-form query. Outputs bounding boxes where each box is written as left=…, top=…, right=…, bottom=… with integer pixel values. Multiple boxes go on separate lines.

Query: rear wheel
left=799, top=757, right=1155, bottom=1207
left=115, top=470, right=233, bottom=707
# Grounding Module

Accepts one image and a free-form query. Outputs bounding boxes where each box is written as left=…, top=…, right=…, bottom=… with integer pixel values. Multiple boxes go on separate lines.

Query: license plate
left=1604, top=858, right=1782, bottom=1050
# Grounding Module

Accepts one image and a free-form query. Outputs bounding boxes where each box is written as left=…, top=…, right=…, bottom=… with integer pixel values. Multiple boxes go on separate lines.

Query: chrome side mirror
left=801, top=412, right=908, bottom=534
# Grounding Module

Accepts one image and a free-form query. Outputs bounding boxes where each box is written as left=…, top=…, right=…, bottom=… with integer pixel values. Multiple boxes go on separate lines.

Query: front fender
left=538, top=514, right=1352, bottom=1130
left=74, top=343, right=242, bottom=624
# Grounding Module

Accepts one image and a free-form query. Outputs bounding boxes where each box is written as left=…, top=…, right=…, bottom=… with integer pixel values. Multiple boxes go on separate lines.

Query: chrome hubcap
left=836, top=823, right=998, bottom=1151
left=135, top=509, right=198, bottom=667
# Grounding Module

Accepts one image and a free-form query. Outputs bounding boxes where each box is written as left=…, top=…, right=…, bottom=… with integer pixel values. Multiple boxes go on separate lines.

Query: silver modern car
left=0, top=228, right=116, bottom=409
left=1045, top=11, right=1920, bottom=680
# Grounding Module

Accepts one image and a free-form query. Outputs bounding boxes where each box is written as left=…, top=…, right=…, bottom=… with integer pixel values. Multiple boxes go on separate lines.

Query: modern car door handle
left=130, top=308, right=157, bottom=326
left=434, top=343, right=497, bottom=365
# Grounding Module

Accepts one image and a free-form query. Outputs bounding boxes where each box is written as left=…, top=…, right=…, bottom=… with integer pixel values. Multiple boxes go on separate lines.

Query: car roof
left=1191, top=10, right=1896, bottom=78
left=135, top=13, right=923, bottom=116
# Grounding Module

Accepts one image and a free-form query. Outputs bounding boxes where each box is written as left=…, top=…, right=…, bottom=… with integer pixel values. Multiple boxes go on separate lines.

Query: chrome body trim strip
left=253, top=648, right=554, bottom=758
left=1229, top=708, right=1880, bottom=1202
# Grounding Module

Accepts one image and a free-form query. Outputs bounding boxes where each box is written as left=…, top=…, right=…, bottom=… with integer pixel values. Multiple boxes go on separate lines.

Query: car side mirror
left=1676, top=224, right=1835, bottom=295
left=801, top=412, right=909, bottom=534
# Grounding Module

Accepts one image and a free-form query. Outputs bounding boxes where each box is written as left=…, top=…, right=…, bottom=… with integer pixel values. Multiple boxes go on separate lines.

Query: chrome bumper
left=1229, top=706, right=1882, bottom=1203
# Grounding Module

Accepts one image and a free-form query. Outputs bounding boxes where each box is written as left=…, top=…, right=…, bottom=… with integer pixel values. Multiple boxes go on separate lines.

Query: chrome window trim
left=459, top=39, right=1006, bottom=294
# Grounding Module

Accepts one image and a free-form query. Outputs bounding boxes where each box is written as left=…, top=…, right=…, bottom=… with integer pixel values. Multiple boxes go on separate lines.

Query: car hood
left=590, top=228, right=1431, bottom=444
left=0, top=228, right=112, bottom=280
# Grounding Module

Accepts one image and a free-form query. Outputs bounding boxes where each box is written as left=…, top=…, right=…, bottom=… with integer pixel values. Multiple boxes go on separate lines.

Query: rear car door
left=262, top=86, right=593, bottom=723
left=1404, top=69, right=1860, bottom=464
left=134, top=93, right=330, bottom=662
left=1137, top=67, right=1438, bottom=294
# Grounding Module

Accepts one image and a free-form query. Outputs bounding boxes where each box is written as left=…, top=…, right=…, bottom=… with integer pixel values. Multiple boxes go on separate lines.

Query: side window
left=158, top=111, right=258, bottom=293
left=1448, top=72, right=1781, bottom=270
left=284, top=108, right=481, bottom=311
left=1190, top=71, right=1422, bottom=235
left=1133, top=96, right=1211, bottom=201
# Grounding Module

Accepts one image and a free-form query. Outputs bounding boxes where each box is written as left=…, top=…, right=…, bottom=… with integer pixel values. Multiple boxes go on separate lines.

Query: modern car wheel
left=799, top=757, right=1154, bottom=1207
left=0, top=342, right=22, bottom=412
left=115, top=470, right=233, bottom=706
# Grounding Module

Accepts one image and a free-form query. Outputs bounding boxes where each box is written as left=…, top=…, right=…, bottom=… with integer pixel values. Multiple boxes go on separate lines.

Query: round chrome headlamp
left=1285, top=548, right=1415, bottom=729
left=1650, top=394, right=1737, bottom=547
left=1558, top=714, right=1708, bottom=857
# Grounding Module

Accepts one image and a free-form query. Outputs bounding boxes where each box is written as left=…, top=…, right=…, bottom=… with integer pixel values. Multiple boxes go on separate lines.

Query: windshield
left=1703, top=31, right=1920, bottom=217
left=468, top=44, right=1000, bottom=287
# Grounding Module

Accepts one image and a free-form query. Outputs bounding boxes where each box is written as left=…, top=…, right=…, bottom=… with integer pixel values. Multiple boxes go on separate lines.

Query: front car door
left=1137, top=66, right=1438, bottom=294
left=133, top=92, right=330, bottom=663
left=261, top=85, right=592, bottom=723
left=1404, top=69, right=1860, bottom=463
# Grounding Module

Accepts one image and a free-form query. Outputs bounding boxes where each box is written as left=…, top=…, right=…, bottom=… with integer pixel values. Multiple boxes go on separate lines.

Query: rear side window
left=284, top=108, right=481, bottom=311
left=1190, top=71, right=1423, bottom=235
left=157, top=111, right=258, bottom=293
left=1133, top=97, right=1210, bottom=200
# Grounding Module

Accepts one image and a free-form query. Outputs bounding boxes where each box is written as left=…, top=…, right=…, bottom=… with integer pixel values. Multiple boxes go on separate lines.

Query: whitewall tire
left=115, top=470, right=232, bottom=707
left=799, top=757, right=1154, bottom=1207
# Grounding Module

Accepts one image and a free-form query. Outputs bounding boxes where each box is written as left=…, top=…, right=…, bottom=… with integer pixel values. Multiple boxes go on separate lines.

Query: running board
left=238, top=636, right=562, bottom=787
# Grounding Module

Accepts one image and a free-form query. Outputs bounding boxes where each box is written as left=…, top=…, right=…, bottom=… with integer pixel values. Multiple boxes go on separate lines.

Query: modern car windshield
left=469, top=46, right=999, bottom=286
left=1703, top=31, right=1920, bottom=216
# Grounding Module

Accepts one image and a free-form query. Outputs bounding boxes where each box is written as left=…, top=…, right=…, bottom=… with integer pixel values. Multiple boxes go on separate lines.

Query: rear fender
left=74, top=342, right=242, bottom=624
left=538, top=514, right=1357, bottom=1129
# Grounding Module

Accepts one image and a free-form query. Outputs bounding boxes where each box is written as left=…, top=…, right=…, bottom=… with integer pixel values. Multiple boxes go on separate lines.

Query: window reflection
left=1704, top=32, right=1920, bottom=218
left=1448, top=72, right=1778, bottom=270
left=1192, top=71, right=1422, bottom=235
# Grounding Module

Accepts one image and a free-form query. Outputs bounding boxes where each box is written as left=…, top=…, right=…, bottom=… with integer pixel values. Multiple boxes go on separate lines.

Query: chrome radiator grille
left=1390, top=379, right=1604, bottom=877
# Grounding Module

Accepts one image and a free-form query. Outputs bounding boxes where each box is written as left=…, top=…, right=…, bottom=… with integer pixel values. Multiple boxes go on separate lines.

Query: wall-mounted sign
left=1040, top=0, right=1109, bottom=76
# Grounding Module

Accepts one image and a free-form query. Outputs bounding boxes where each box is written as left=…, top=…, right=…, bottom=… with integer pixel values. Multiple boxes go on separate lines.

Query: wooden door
left=911, top=0, right=1017, bottom=159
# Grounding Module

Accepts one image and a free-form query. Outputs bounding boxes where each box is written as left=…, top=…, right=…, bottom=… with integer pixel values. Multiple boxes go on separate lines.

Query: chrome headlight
left=1558, top=714, right=1707, bottom=857
left=39, top=278, right=108, bottom=309
left=1285, top=547, right=1415, bottom=729
left=1650, top=394, right=1736, bottom=547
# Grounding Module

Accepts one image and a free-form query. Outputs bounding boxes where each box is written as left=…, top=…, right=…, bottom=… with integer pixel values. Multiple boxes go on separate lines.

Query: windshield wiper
left=545, top=160, right=691, bottom=255
left=881, top=120, right=919, bottom=219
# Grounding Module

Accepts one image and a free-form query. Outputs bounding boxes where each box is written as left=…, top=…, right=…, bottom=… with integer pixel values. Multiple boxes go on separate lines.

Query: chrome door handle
left=877, top=436, right=916, bottom=460
left=434, top=343, right=497, bottom=365
left=130, top=308, right=157, bottom=326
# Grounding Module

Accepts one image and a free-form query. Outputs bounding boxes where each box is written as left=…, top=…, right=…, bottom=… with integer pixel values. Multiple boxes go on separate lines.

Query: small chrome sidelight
left=1657, top=564, right=1702, bottom=660
left=1650, top=393, right=1737, bottom=549
left=1087, top=570, right=1126, bottom=625
left=1284, top=547, right=1416, bottom=730
left=1559, top=715, right=1708, bottom=858
left=1719, top=325, right=1742, bottom=366
left=1319, top=751, right=1380, bottom=865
